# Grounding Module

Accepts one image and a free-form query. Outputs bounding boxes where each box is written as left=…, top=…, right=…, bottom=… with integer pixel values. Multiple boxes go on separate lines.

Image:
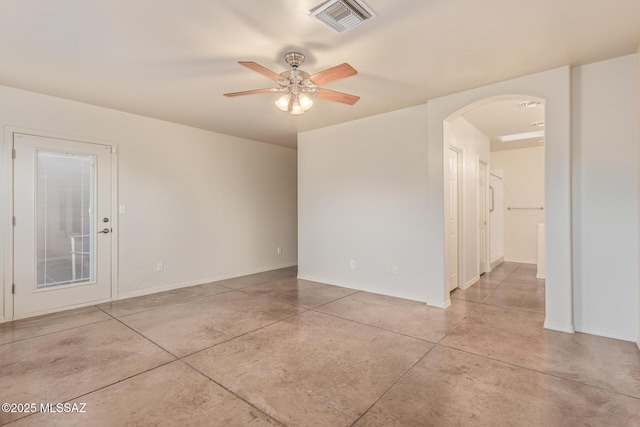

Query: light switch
left=119, top=204, right=126, bottom=214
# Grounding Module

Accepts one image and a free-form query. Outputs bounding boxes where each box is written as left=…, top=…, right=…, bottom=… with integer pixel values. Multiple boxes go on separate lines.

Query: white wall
left=572, top=54, right=639, bottom=341
left=298, top=56, right=639, bottom=342
left=298, top=105, right=430, bottom=302
left=491, top=147, right=545, bottom=264
left=0, top=85, right=297, bottom=321
left=444, top=117, right=490, bottom=288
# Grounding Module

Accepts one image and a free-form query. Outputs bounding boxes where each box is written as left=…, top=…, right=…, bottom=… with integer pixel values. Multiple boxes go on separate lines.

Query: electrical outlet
left=277, top=247, right=282, bottom=255
left=392, top=265, right=399, bottom=275
left=385, top=265, right=393, bottom=274
left=350, top=260, right=356, bottom=269
left=156, top=262, right=164, bottom=272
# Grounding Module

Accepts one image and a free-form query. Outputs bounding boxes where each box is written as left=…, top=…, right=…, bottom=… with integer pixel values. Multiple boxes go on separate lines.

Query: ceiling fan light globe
left=275, top=95, right=290, bottom=112
left=299, top=94, right=314, bottom=111
left=291, top=102, right=304, bottom=115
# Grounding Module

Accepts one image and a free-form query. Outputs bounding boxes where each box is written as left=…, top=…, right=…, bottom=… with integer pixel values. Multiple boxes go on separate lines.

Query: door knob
left=98, top=228, right=111, bottom=234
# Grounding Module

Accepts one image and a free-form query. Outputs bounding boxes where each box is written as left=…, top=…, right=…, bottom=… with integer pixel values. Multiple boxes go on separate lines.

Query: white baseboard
left=295, top=274, right=347, bottom=286
left=10, top=298, right=112, bottom=322
left=428, top=298, right=451, bottom=309
left=574, top=324, right=638, bottom=343
left=536, top=273, right=546, bottom=279
left=297, top=274, right=372, bottom=296
left=117, top=263, right=297, bottom=301
left=461, top=276, right=480, bottom=290
left=117, top=279, right=221, bottom=301
left=504, top=257, right=537, bottom=264
left=490, top=257, right=504, bottom=269
left=544, top=320, right=575, bottom=334
left=296, top=274, right=430, bottom=304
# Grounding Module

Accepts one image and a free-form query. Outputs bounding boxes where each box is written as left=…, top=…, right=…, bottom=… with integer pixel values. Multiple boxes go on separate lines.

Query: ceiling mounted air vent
left=518, top=100, right=541, bottom=109
left=309, top=0, right=377, bottom=33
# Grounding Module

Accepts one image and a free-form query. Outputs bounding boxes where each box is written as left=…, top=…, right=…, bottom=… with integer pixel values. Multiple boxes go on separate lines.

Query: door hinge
left=12, top=148, right=16, bottom=159
left=12, top=284, right=15, bottom=294
left=12, top=216, right=16, bottom=227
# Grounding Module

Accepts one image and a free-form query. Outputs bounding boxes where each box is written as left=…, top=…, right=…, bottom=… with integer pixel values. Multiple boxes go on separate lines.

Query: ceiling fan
left=224, top=52, right=360, bottom=115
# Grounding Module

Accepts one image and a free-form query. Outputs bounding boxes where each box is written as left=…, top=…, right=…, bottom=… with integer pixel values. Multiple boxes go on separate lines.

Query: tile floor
left=1, top=263, right=639, bottom=426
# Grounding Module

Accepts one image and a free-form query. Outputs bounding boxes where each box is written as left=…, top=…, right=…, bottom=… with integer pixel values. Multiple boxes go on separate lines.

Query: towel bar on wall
left=489, top=185, right=495, bottom=213
left=507, top=207, right=544, bottom=210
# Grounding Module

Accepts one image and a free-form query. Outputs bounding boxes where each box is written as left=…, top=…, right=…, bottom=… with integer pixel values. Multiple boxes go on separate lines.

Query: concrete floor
left=1, top=263, right=639, bottom=426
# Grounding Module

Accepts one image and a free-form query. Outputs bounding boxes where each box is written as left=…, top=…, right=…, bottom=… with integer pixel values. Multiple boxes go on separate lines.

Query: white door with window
left=13, top=133, right=113, bottom=318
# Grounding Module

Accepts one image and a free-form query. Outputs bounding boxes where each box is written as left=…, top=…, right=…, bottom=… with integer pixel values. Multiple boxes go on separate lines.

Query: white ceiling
left=463, top=99, right=546, bottom=152
left=1, top=0, right=639, bottom=148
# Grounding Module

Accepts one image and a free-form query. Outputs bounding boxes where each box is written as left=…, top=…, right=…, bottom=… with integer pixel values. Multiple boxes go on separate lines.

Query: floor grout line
left=433, top=294, right=492, bottom=346
left=0, top=359, right=178, bottom=426
left=0, top=315, right=113, bottom=348
left=112, top=316, right=181, bottom=359
left=478, top=299, right=546, bottom=314
left=234, top=282, right=361, bottom=312
left=348, top=344, right=438, bottom=426
left=98, top=287, right=238, bottom=319
left=435, top=342, right=640, bottom=401
left=181, top=360, right=289, bottom=427
left=175, top=310, right=311, bottom=360
left=309, top=308, right=437, bottom=344
left=301, top=290, right=361, bottom=311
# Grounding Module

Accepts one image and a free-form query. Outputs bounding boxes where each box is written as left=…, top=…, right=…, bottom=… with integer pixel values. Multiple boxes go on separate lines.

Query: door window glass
left=35, top=151, right=95, bottom=288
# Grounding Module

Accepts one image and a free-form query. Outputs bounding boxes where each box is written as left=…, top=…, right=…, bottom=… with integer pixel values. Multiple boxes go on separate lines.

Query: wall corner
left=637, top=45, right=640, bottom=351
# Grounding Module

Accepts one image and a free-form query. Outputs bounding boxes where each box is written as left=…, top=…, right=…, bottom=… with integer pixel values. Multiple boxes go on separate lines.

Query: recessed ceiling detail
left=309, top=0, right=377, bottom=33
left=498, top=130, right=545, bottom=142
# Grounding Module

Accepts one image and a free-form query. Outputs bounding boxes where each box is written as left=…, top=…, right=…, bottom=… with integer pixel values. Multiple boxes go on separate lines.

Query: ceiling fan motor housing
left=284, top=52, right=305, bottom=69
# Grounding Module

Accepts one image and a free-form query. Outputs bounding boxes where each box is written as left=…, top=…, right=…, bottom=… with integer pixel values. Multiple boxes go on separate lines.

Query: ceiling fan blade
left=315, top=88, right=360, bottom=105
left=239, top=61, right=282, bottom=81
left=309, top=63, right=357, bottom=86
left=224, top=88, right=276, bottom=97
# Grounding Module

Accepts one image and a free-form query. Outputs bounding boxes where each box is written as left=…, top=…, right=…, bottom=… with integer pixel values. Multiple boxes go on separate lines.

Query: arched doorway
left=443, top=95, right=546, bottom=311
left=424, top=67, right=574, bottom=334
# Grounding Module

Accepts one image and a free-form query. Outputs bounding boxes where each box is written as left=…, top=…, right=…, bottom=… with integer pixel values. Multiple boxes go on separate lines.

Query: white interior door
left=448, top=147, right=460, bottom=291
left=489, top=170, right=505, bottom=264
left=13, top=133, right=113, bottom=318
left=479, top=161, right=488, bottom=274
